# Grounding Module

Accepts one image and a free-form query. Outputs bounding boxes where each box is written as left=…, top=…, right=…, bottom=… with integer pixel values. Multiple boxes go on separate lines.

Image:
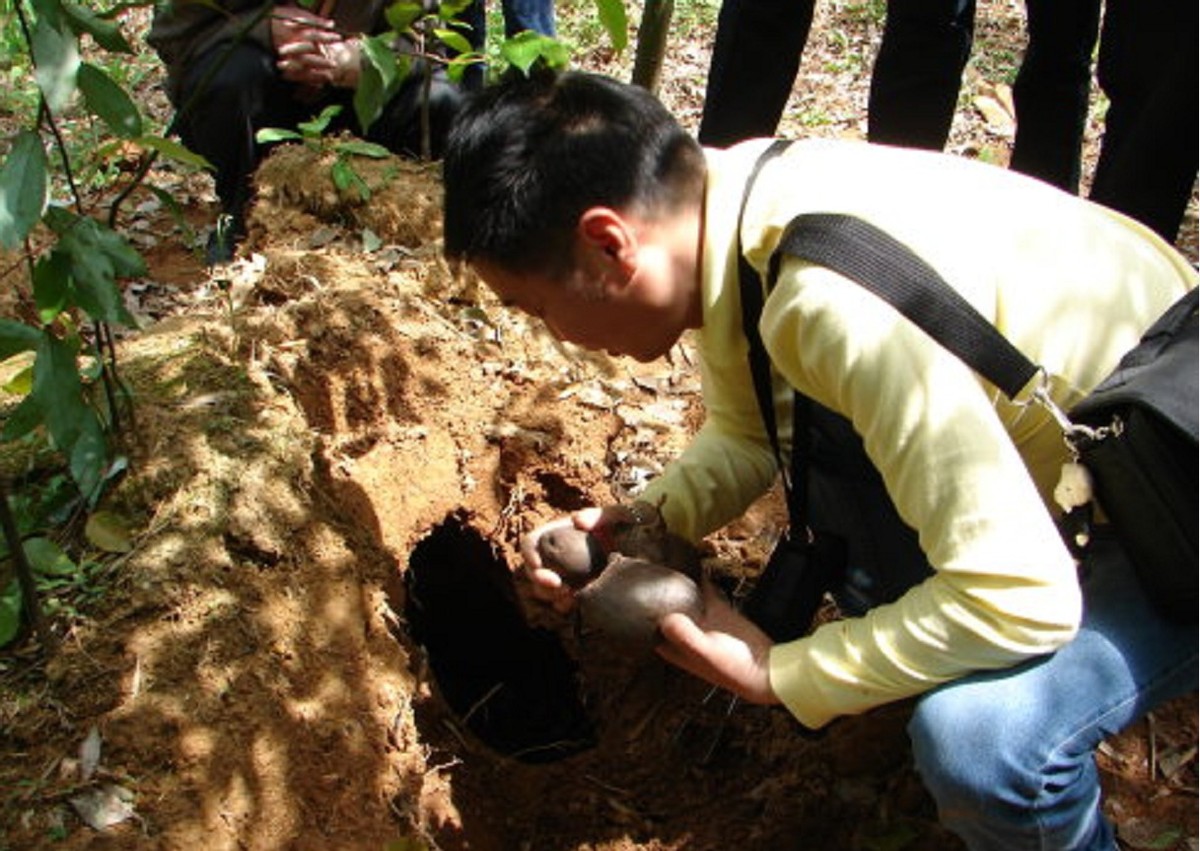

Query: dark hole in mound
left=402, top=513, right=596, bottom=763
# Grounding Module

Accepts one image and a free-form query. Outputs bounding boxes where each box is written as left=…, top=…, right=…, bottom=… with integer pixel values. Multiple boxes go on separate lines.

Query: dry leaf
left=79, top=727, right=102, bottom=782
left=85, top=512, right=133, bottom=554
left=973, top=95, right=1016, bottom=136
left=70, top=784, right=137, bottom=831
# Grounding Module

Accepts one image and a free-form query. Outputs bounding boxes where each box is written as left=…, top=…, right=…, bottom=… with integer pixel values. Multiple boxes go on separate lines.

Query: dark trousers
left=698, top=0, right=1198, bottom=232
left=1090, top=0, right=1198, bottom=243
left=1009, top=0, right=1102, bottom=192
left=697, top=0, right=816, bottom=145
left=172, top=41, right=463, bottom=225
left=697, top=0, right=976, bottom=148
left=867, top=0, right=975, bottom=150
left=871, top=0, right=1104, bottom=194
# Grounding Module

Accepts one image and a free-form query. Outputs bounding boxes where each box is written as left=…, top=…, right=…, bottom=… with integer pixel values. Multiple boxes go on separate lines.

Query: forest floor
left=1, top=0, right=1196, bottom=849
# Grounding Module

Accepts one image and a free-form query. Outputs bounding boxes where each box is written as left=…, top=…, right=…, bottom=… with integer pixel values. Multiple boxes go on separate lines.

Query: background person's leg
left=868, top=0, right=976, bottom=149
left=1090, top=0, right=1198, bottom=243
left=1009, top=0, right=1102, bottom=192
left=697, top=0, right=816, bottom=146
left=173, top=41, right=308, bottom=260
left=502, top=0, right=556, bottom=36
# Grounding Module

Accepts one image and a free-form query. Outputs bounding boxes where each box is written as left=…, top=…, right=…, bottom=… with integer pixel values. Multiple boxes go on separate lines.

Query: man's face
left=475, top=260, right=688, bottom=363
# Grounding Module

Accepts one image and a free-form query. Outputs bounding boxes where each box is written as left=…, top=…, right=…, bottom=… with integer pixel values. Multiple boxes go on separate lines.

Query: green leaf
left=0, top=319, right=41, bottom=362
left=297, top=104, right=342, bottom=138
left=24, top=537, right=77, bottom=576
left=593, top=0, right=628, bottom=53
left=384, top=1, right=425, bottom=33
left=539, top=38, right=570, bottom=70
left=33, top=245, right=72, bottom=324
left=31, top=17, right=80, bottom=113
left=445, top=54, right=480, bottom=84
left=335, top=139, right=390, bottom=159
left=0, top=581, right=20, bottom=648
left=134, top=134, right=214, bottom=170
left=77, top=63, right=142, bottom=138
left=61, top=0, right=133, bottom=53
left=354, top=49, right=408, bottom=133
left=433, top=28, right=473, bottom=54
left=70, top=412, right=107, bottom=502
left=361, top=34, right=401, bottom=90
left=331, top=158, right=370, bottom=200
left=85, top=511, right=132, bottom=553
left=354, top=63, right=386, bottom=133
left=30, top=330, right=87, bottom=452
left=46, top=208, right=142, bottom=326
left=3, top=365, right=33, bottom=396
left=500, top=32, right=550, bottom=74
left=1, top=393, right=43, bottom=441
left=0, top=130, right=49, bottom=250
left=437, top=0, right=474, bottom=21
left=255, top=127, right=303, bottom=144
left=331, top=158, right=352, bottom=192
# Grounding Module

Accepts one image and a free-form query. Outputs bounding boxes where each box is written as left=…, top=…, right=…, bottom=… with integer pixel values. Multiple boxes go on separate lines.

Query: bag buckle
left=1022, top=368, right=1115, bottom=458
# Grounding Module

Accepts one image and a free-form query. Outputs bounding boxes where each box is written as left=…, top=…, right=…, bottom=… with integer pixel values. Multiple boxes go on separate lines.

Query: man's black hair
left=442, top=70, right=705, bottom=276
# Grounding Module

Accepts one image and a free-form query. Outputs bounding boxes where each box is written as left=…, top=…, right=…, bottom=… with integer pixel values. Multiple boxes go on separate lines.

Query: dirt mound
left=2, top=130, right=1195, bottom=851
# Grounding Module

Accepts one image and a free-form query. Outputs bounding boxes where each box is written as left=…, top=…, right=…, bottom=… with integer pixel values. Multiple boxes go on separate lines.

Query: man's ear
left=577, top=207, right=638, bottom=282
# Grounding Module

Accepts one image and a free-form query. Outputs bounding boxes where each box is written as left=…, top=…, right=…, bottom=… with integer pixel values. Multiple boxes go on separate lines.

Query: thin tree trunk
left=0, top=480, right=51, bottom=652
left=631, top=0, right=674, bottom=93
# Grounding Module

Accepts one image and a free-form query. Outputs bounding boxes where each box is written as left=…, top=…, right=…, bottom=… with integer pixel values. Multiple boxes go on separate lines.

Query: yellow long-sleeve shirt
left=640, top=138, right=1196, bottom=729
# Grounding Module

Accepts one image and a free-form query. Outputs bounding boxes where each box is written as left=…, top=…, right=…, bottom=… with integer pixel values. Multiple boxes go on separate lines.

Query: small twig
left=1147, top=711, right=1158, bottom=782
left=107, top=149, right=159, bottom=230
left=439, top=717, right=471, bottom=750
left=490, top=481, right=524, bottom=540
left=459, top=681, right=503, bottom=726
left=93, top=320, right=122, bottom=435
left=506, top=737, right=592, bottom=761
left=423, top=756, right=462, bottom=776
left=582, top=774, right=632, bottom=797
left=701, top=694, right=740, bottom=764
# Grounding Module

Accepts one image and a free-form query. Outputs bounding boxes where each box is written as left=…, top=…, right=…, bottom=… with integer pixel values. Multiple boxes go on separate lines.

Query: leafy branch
left=0, top=0, right=202, bottom=650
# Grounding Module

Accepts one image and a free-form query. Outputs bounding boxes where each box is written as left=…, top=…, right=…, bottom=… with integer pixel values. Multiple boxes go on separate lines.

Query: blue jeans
left=908, top=533, right=1198, bottom=850
left=499, top=0, right=555, bottom=36
left=462, top=0, right=556, bottom=89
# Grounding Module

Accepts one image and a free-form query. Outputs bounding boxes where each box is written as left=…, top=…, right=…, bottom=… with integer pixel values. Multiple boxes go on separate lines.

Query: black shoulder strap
left=772, top=213, right=1039, bottom=399
left=737, top=140, right=810, bottom=533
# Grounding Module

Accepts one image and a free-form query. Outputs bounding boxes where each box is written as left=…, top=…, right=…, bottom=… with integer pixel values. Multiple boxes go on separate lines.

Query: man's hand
left=518, top=504, right=649, bottom=613
left=272, top=6, right=361, bottom=88
left=656, top=582, right=781, bottom=705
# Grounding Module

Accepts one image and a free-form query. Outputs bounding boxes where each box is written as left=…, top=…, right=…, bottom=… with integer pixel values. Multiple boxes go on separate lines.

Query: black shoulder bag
left=770, top=212, right=1198, bottom=623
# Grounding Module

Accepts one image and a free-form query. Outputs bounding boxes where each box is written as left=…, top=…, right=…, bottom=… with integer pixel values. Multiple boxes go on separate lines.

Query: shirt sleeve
left=639, top=387, right=780, bottom=544
left=760, top=260, right=1083, bottom=729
